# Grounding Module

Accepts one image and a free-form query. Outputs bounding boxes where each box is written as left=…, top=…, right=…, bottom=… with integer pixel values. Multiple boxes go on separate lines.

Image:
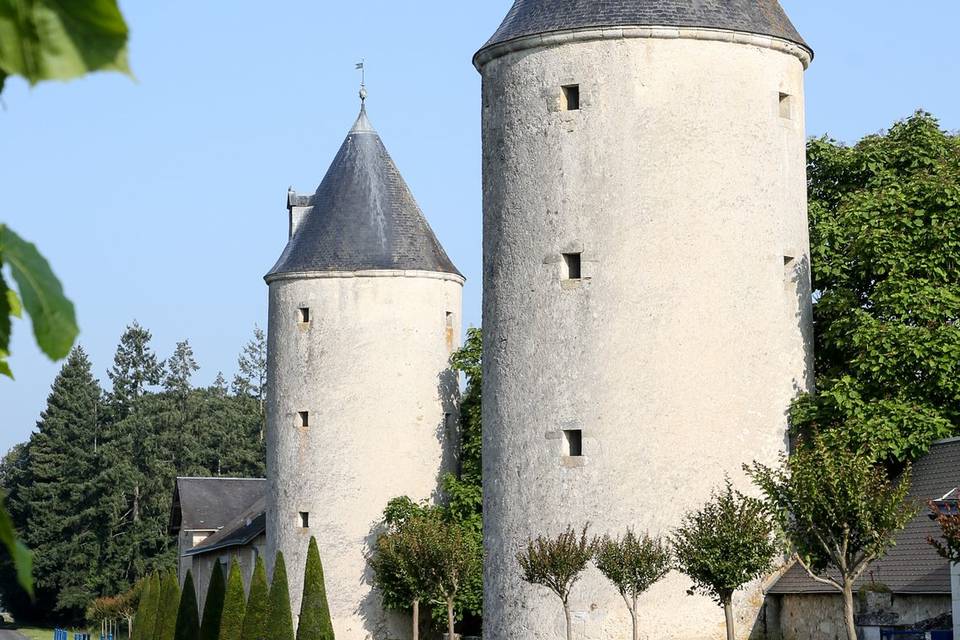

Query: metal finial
left=356, top=59, right=366, bottom=106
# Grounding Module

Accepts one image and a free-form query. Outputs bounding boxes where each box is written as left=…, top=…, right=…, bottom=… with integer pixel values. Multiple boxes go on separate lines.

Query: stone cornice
left=265, top=269, right=465, bottom=286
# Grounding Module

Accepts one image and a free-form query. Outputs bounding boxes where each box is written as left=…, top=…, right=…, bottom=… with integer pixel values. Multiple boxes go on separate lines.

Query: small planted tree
left=748, top=435, right=916, bottom=640
left=134, top=573, right=160, bottom=640
left=174, top=570, right=200, bottom=640
left=434, top=520, right=482, bottom=640
left=298, top=537, right=335, bottom=640
left=929, top=498, right=960, bottom=562
left=155, top=571, right=181, bottom=640
left=593, top=530, right=672, bottom=640
left=266, top=552, right=295, bottom=640
left=218, top=560, right=246, bottom=640
left=517, top=525, right=592, bottom=640
left=672, top=481, right=778, bottom=640
left=199, top=562, right=226, bottom=640
left=240, top=556, right=269, bottom=640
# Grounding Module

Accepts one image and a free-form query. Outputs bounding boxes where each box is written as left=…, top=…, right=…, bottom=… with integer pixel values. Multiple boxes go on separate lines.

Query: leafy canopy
left=795, top=112, right=960, bottom=462
left=517, top=525, right=592, bottom=604
left=671, top=480, right=778, bottom=606
left=593, top=529, right=672, bottom=602
left=928, top=499, right=960, bottom=564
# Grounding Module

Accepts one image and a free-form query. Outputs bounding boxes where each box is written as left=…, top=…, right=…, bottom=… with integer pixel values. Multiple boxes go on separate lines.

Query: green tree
left=199, top=562, right=226, bottom=640
left=133, top=572, right=161, bottom=640
left=154, top=571, right=181, bottom=640
left=164, top=340, right=199, bottom=401
left=232, top=326, right=267, bottom=439
left=672, top=481, right=778, bottom=640
left=517, top=525, right=592, bottom=640
left=796, top=112, right=960, bottom=463
left=297, top=537, right=334, bottom=640
left=592, top=530, right=672, bottom=640
left=217, top=560, right=246, bottom=640
left=266, top=552, right=295, bottom=640
left=107, top=322, right=163, bottom=418
left=174, top=570, right=200, bottom=640
left=928, top=499, right=960, bottom=563
left=749, top=435, right=916, bottom=640
left=240, top=556, right=269, bottom=640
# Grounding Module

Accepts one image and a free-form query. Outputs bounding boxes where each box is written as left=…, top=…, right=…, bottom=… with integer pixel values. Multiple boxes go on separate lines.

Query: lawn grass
left=15, top=628, right=55, bottom=640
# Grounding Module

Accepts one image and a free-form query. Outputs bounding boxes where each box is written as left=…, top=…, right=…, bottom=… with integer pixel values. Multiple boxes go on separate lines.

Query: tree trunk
left=447, top=596, right=456, bottom=640
left=622, top=593, right=638, bottom=640
left=563, top=600, right=573, bottom=640
left=842, top=582, right=858, bottom=640
left=132, top=483, right=140, bottom=523
left=723, top=598, right=735, bottom=640
left=412, top=599, right=419, bottom=640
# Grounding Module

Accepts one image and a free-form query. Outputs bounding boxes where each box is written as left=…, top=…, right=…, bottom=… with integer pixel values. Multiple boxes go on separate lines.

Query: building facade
left=264, top=98, right=463, bottom=638
left=476, top=1, right=814, bottom=638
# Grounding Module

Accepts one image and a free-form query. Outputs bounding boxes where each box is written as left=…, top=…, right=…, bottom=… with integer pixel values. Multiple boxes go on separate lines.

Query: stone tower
left=264, top=95, right=463, bottom=638
left=476, top=2, right=813, bottom=639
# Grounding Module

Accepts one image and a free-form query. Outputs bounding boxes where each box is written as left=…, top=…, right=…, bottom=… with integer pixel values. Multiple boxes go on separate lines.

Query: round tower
left=265, top=95, right=463, bottom=638
left=476, top=2, right=813, bottom=638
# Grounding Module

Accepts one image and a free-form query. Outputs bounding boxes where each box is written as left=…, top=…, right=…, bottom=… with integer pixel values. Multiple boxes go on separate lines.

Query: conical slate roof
left=477, top=0, right=810, bottom=60
left=267, top=105, right=461, bottom=280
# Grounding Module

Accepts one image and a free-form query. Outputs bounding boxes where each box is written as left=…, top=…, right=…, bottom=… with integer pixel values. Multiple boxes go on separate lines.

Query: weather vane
left=356, top=59, right=367, bottom=105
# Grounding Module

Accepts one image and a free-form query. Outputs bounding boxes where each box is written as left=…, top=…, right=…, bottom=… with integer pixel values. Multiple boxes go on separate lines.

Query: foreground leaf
left=0, top=499, right=32, bottom=597
left=0, top=225, right=78, bottom=360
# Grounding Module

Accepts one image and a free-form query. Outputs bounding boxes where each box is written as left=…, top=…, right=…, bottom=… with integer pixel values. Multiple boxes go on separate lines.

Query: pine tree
left=155, top=571, right=181, bottom=640
left=18, top=346, right=104, bottom=618
left=240, top=556, right=269, bottom=640
left=266, top=552, right=295, bottom=640
left=107, top=321, right=162, bottom=418
left=232, top=326, right=267, bottom=441
left=298, top=537, right=335, bottom=640
left=174, top=570, right=200, bottom=640
left=199, top=562, right=226, bottom=640
left=218, top=560, right=246, bottom=640
left=134, top=572, right=161, bottom=640
left=164, top=340, right=199, bottom=400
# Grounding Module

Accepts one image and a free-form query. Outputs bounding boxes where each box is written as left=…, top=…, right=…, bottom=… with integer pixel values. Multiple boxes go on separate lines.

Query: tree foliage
left=240, top=556, right=269, bottom=640
left=133, top=573, right=161, bottom=640
left=217, top=560, right=246, bottom=640
left=266, top=553, right=295, bottom=640
left=297, top=537, right=334, bottom=640
left=927, top=500, right=960, bottom=564
left=749, top=435, right=916, bottom=640
left=173, top=571, right=199, bottom=640
left=796, top=112, right=960, bottom=462
left=199, top=562, right=225, bottom=640
left=155, top=571, right=181, bottom=640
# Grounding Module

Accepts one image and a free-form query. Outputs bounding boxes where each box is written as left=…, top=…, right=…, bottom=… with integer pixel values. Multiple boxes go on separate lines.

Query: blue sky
left=1, top=1, right=958, bottom=455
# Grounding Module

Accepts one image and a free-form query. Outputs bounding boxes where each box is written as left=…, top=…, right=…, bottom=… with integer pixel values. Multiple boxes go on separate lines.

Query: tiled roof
left=266, top=105, right=461, bottom=280
left=169, top=477, right=266, bottom=533
left=185, top=496, right=266, bottom=557
left=477, top=0, right=810, bottom=60
left=767, top=438, right=960, bottom=596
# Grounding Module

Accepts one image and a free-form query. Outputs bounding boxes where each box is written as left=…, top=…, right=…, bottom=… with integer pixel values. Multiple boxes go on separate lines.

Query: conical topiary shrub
left=174, top=569, right=200, bottom=640
left=199, top=562, right=226, bottom=640
left=218, top=559, right=246, bottom=640
left=240, top=556, right=269, bottom=640
left=134, top=572, right=160, bottom=640
left=297, top=537, right=335, bottom=640
left=266, top=552, right=295, bottom=640
left=155, top=570, right=181, bottom=640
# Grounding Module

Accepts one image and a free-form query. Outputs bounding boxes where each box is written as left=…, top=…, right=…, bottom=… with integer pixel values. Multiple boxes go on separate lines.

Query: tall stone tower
left=476, top=2, right=813, bottom=639
left=265, top=94, right=463, bottom=638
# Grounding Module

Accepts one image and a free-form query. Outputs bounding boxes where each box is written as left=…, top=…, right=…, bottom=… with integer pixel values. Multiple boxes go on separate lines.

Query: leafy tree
left=592, top=530, right=672, bottom=640
left=155, top=571, right=181, bottom=640
left=297, top=537, right=334, bottom=640
left=133, top=572, right=160, bottom=640
left=928, top=499, right=960, bottom=563
left=199, top=562, right=225, bottom=640
left=749, top=435, right=916, bottom=640
left=517, top=525, right=592, bottom=640
left=433, top=519, right=481, bottom=640
left=174, top=571, right=200, bottom=640
left=217, top=560, right=246, bottom=640
left=672, top=481, right=778, bottom=640
left=266, top=552, right=295, bottom=640
left=795, top=112, right=960, bottom=463
left=240, top=556, right=269, bottom=640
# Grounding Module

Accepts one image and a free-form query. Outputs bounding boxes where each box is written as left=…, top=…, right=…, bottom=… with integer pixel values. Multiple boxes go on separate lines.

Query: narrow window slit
left=563, top=429, right=583, bottom=457
left=298, top=307, right=310, bottom=324
left=299, top=512, right=309, bottom=528
left=562, top=85, right=580, bottom=111
left=298, top=411, right=309, bottom=428
left=779, top=93, right=792, bottom=119
left=562, top=253, right=582, bottom=280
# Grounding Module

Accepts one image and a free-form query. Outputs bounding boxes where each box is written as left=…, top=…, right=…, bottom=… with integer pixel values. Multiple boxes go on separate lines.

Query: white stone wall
left=266, top=271, right=463, bottom=639
left=480, top=32, right=812, bottom=640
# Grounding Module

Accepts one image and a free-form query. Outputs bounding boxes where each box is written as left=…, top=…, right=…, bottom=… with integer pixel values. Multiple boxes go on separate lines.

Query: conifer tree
left=134, top=572, right=161, bottom=640
left=199, top=562, right=226, bottom=640
left=266, top=552, right=295, bottom=640
left=218, top=560, right=246, bottom=640
left=155, top=570, right=181, bottom=640
left=298, top=537, right=335, bottom=640
left=174, top=570, right=200, bottom=640
left=107, top=321, right=162, bottom=418
left=240, top=556, right=269, bottom=640
left=164, top=340, right=199, bottom=399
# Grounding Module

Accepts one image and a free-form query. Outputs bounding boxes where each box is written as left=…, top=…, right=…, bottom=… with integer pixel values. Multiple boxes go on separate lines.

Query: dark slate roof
left=477, top=0, right=810, bottom=59
left=266, top=106, right=461, bottom=280
left=767, top=438, right=960, bottom=596
left=185, top=496, right=266, bottom=557
left=169, top=477, right=266, bottom=533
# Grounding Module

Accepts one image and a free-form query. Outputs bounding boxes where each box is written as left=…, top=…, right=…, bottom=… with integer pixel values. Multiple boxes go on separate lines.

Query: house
left=765, top=437, right=960, bottom=639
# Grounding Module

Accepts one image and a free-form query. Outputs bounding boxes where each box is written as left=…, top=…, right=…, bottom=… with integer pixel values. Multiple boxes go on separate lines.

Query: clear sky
left=1, top=1, right=958, bottom=456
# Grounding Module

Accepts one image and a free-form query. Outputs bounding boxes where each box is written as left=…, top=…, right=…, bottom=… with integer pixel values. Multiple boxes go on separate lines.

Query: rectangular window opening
left=298, top=307, right=310, bottom=324
left=298, top=411, right=309, bottom=428
left=562, top=253, right=582, bottom=280
left=563, top=429, right=583, bottom=457
left=562, top=85, right=580, bottom=111
left=299, top=512, right=309, bottom=528
left=779, top=93, right=792, bottom=119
